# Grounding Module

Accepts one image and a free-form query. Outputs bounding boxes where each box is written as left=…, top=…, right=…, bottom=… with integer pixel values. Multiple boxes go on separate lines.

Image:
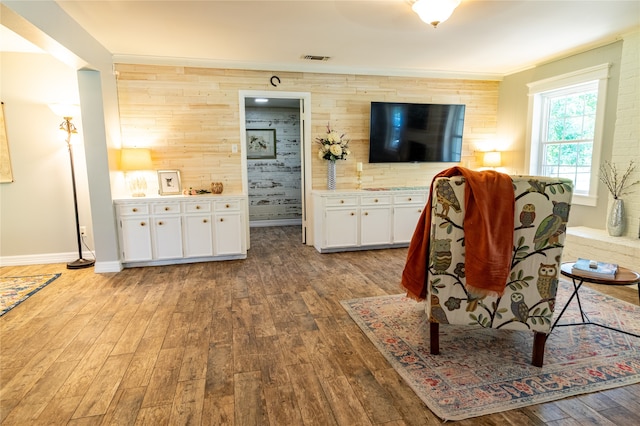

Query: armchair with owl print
left=426, top=175, right=573, bottom=367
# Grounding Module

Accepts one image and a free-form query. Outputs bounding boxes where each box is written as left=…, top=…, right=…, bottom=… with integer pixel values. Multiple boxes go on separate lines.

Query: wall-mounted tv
left=368, top=101, right=465, bottom=163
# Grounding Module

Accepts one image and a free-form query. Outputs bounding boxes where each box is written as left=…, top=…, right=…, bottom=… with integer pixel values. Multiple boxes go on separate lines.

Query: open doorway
left=239, top=91, right=312, bottom=244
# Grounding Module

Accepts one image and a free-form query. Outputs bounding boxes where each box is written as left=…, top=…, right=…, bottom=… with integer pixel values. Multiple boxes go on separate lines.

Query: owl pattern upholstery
left=426, top=175, right=573, bottom=367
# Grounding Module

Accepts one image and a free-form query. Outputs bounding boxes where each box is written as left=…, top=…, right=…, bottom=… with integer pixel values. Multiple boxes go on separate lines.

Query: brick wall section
left=115, top=65, right=499, bottom=194
left=611, top=30, right=640, bottom=239
left=245, top=107, right=302, bottom=222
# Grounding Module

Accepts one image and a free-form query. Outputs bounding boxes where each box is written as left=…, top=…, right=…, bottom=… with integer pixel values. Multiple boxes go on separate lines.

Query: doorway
left=239, top=91, right=312, bottom=244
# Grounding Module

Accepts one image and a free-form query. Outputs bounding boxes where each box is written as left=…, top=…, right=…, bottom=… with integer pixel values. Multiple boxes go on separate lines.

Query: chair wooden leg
left=430, top=322, right=440, bottom=355
left=532, top=332, right=547, bottom=367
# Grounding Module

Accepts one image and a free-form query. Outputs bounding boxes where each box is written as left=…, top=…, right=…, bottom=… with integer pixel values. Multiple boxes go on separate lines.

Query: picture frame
left=157, top=170, right=181, bottom=195
left=246, top=129, right=276, bottom=159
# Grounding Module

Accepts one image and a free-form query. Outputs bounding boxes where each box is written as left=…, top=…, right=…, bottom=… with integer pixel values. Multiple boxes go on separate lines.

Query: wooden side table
left=550, top=262, right=640, bottom=338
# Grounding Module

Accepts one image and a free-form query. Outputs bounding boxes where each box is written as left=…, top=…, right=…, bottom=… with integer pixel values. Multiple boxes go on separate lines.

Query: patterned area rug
left=0, top=274, right=61, bottom=317
left=342, top=282, right=640, bottom=421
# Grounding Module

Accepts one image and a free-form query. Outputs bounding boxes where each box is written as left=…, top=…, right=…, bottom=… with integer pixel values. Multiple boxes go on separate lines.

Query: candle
left=357, top=162, right=363, bottom=172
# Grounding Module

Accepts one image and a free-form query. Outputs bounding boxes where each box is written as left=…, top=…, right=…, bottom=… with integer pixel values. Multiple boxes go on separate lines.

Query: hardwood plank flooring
left=1, top=226, right=639, bottom=425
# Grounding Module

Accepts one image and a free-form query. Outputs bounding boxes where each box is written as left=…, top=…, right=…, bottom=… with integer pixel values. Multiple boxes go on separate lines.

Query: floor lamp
left=50, top=105, right=95, bottom=269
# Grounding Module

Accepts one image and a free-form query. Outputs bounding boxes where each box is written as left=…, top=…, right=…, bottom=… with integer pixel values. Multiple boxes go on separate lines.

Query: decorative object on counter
left=482, top=150, right=502, bottom=169
left=120, top=147, right=152, bottom=197
left=317, top=123, right=350, bottom=190
left=246, top=129, right=276, bottom=159
left=48, top=103, right=95, bottom=269
left=157, top=169, right=181, bottom=196
left=211, top=181, right=224, bottom=194
left=356, top=162, right=363, bottom=190
left=599, top=160, right=639, bottom=236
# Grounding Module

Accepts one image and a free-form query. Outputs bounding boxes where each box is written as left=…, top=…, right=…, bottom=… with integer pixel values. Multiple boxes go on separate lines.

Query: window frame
left=525, top=64, right=610, bottom=206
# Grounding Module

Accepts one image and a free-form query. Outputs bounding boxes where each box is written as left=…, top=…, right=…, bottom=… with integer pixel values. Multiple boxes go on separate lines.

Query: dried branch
left=599, top=160, right=640, bottom=199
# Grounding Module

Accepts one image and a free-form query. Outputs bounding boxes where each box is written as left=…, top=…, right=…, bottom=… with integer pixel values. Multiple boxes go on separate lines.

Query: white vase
left=607, top=198, right=625, bottom=237
left=327, top=160, right=336, bottom=190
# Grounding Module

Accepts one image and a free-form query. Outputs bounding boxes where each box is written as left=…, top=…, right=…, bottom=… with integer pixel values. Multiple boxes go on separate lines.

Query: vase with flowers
left=599, top=160, right=639, bottom=236
left=317, top=123, right=350, bottom=190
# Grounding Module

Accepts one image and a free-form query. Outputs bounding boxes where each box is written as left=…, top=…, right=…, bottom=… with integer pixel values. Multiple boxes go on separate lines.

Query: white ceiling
left=6, top=1, right=640, bottom=78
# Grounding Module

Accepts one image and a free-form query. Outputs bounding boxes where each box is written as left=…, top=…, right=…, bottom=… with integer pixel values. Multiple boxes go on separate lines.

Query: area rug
left=341, top=283, right=640, bottom=421
left=0, top=274, right=61, bottom=317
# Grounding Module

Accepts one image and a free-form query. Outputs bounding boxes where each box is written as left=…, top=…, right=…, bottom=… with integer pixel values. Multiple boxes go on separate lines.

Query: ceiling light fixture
left=412, top=0, right=461, bottom=28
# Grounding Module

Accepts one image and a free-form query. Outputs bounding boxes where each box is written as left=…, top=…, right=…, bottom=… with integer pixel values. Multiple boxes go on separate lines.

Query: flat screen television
left=368, top=101, right=465, bottom=163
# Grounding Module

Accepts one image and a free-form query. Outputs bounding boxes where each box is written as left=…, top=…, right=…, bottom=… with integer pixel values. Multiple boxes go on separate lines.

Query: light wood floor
left=1, top=226, right=639, bottom=425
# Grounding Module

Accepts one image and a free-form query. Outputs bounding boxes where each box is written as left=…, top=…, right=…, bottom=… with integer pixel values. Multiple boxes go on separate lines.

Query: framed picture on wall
left=246, top=129, right=276, bottom=159
left=157, top=170, right=181, bottom=195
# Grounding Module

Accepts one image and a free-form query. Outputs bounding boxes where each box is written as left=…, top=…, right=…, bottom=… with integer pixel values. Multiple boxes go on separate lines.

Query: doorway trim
left=239, top=90, right=312, bottom=244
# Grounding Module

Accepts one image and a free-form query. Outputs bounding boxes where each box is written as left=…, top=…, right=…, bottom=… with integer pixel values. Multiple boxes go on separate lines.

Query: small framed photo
left=157, top=170, right=181, bottom=195
left=246, top=129, right=276, bottom=159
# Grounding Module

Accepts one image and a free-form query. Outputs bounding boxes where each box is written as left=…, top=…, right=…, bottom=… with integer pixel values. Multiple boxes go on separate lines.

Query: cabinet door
left=214, top=213, right=244, bottom=255
left=119, top=217, right=153, bottom=262
left=183, top=215, right=214, bottom=257
left=361, top=206, right=392, bottom=246
left=393, top=205, right=424, bottom=243
left=152, top=216, right=183, bottom=259
left=324, top=208, right=358, bottom=248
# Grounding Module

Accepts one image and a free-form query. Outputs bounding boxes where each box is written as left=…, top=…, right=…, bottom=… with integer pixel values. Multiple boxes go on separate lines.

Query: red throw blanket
left=401, top=167, right=514, bottom=301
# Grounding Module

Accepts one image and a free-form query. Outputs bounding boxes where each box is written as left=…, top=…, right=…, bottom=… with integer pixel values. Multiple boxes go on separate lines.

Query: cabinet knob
left=164, top=207, right=170, bottom=211
left=350, top=212, right=355, bottom=216
left=196, top=205, right=201, bottom=209
left=132, top=208, right=138, bottom=212
left=140, top=222, right=146, bottom=226
left=364, top=212, right=369, bottom=216
left=158, top=221, right=164, bottom=226
left=220, top=218, right=224, bottom=222
left=408, top=197, right=412, bottom=201
left=374, top=199, right=378, bottom=202
left=340, top=200, right=345, bottom=204
left=203, top=219, right=208, bottom=223
left=226, top=204, right=230, bottom=208
left=418, top=209, right=422, bottom=213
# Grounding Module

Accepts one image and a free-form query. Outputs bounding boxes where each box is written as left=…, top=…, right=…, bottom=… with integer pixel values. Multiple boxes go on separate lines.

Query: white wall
left=610, top=30, right=640, bottom=238
left=497, top=40, right=625, bottom=230
left=0, top=51, right=92, bottom=262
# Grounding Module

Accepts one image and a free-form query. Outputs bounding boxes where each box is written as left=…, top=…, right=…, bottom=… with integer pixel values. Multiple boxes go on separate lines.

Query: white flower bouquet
left=317, top=123, right=350, bottom=161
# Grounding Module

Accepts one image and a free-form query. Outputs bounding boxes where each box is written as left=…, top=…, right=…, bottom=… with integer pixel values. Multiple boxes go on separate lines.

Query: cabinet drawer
left=118, top=203, right=150, bottom=216
left=325, top=196, right=358, bottom=207
left=393, top=193, right=426, bottom=205
left=152, top=202, right=182, bottom=215
left=183, top=201, right=211, bottom=213
left=360, top=195, right=391, bottom=205
left=215, top=200, right=241, bottom=211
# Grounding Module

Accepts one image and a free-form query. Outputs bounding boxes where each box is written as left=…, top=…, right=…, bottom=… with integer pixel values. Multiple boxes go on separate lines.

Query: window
left=527, top=64, right=610, bottom=206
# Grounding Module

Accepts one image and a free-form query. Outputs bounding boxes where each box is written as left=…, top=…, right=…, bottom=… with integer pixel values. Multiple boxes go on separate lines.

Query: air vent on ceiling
left=301, top=55, right=331, bottom=61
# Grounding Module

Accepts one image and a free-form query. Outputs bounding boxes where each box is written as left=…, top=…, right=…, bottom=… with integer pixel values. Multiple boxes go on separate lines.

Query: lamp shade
left=412, top=0, right=461, bottom=28
left=483, top=151, right=502, bottom=168
left=48, top=103, right=80, bottom=118
left=120, top=148, right=152, bottom=171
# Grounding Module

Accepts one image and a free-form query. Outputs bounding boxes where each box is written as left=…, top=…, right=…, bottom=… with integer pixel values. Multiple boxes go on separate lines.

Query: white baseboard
left=0, top=252, right=122, bottom=274
left=0, top=252, right=79, bottom=267
left=250, top=218, right=302, bottom=227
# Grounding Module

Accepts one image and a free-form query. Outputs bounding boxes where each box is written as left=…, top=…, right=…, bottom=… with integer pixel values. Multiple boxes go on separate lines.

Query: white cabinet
left=360, top=195, right=392, bottom=246
left=392, top=192, right=427, bottom=244
left=313, top=189, right=428, bottom=253
left=214, top=200, right=244, bottom=255
left=114, top=195, right=247, bottom=267
left=183, top=201, right=213, bottom=258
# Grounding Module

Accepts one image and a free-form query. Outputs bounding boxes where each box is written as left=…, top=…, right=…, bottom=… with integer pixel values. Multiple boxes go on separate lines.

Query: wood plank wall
left=115, top=64, right=499, bottom=193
